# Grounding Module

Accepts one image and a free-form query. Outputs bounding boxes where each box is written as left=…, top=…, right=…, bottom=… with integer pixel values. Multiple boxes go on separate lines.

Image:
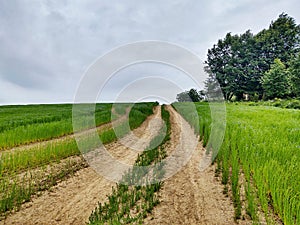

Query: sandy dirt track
left=1, top=106, right=163, bottom=225
left=144, top=106, right=249, bottom=225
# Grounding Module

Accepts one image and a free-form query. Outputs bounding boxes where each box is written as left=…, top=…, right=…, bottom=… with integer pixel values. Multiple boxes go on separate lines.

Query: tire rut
left=145, top=105, right=238, bottom=225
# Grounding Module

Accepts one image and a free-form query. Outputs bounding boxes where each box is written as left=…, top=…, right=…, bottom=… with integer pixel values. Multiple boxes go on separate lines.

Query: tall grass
left=174, top=102, right=300, bottom=224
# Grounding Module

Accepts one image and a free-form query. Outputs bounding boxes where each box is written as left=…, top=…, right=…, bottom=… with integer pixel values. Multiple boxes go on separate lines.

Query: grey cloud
left=0, top=0, right=299, bottom=104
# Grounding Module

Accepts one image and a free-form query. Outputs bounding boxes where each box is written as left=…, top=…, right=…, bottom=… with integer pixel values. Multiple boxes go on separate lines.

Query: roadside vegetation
left=89, top=105, right=171, bottom=224
left=173, top=15, right=299, bottom=224
left=238, top=98, right=300, bottom=110
left=174, top=102, right=300, bottom=225
left=205, top=13, right=300, bottom=102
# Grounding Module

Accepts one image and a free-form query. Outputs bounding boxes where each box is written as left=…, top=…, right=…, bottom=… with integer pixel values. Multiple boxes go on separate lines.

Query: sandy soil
left=1, top=106, right=163, bottom=225
left=144, top=105, right=250, bottom=225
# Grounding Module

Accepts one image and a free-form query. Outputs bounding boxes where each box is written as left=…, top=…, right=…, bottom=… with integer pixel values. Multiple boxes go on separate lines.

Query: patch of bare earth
left=1, top=106, right=163, bottom=225
left=144, top=106, right=250, bottom=225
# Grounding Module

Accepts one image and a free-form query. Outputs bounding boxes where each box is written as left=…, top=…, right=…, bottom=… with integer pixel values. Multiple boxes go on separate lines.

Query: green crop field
left=0, top=104, right=115, bottom=150
left=1, top=101, right=299, bottom=224
left=0, top=102, right=157, bottom=217
left=173, top=102, right=300, bottom=225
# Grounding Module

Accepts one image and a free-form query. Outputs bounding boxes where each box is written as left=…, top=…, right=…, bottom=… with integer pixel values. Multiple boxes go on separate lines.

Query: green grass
left=173, top=102, right=300, bottom=225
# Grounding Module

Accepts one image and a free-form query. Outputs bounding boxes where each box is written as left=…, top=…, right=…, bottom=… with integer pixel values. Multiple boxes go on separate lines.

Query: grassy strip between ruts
left=0, top=102, right=158, bottom=218
left=88, top=105, right=171, bottom=224
left=173, top=102, right=300, bottom=225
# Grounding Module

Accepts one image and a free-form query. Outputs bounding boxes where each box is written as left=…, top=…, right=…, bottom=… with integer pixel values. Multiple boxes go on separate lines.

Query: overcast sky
left=0, top=0, right=299, bottom=105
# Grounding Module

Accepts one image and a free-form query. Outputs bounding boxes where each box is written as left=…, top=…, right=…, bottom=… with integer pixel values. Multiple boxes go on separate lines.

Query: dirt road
left=145, top=106, right=240, bottom=225
left=1, top=107, right=163, bottom=225
left=2, top=105, right=249, bottom=225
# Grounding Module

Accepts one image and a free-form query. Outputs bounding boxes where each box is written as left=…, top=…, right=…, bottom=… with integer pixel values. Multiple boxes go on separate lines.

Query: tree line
left=204, top=13, right=300, bottom=101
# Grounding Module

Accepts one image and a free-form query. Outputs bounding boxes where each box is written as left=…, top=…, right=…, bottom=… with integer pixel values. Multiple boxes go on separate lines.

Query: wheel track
left=145, top=105, right=241, bottom=225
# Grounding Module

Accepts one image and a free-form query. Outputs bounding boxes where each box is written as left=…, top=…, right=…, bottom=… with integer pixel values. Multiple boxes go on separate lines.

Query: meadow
left=173, top=102, right=300, bottom=225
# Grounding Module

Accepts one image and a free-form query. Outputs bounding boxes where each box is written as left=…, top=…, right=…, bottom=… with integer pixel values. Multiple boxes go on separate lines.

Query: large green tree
left=255, top=13, right=300, bottom=72
left=261, top=59, right=290, bottom=99
left=289, top=54, right=300, bottom=96
left=205, top=31, right=260, bottom=100
left=205, top=33, right=240, bottom=100
left=231, top=30, right=262, bottom=99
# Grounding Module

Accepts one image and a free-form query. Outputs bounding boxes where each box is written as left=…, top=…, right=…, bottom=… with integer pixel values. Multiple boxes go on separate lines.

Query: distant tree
left=204, top=67, right=224, bottom=100
left=198, top=90, right=206, bottom=100
left=188, top=88, right=202, bottom=102
left=176, top=91, right=191, bottom=102
left=261, top=59, right=290, bottom=99
left=176, top=88, right=204, bottom=102
left=289, top=54, right=300, bottom=97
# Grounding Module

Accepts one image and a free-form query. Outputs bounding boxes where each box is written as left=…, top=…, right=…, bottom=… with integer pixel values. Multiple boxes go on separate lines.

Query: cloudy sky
left=0, top=0, right=299, bottom=105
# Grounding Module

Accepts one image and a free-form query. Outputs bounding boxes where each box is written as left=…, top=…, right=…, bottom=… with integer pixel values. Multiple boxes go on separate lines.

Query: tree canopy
left=205, top=13, right=300, bottom=101
left=261, top=59, right=290, bottom=99
left=289, top=54, right=300, bottom=97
